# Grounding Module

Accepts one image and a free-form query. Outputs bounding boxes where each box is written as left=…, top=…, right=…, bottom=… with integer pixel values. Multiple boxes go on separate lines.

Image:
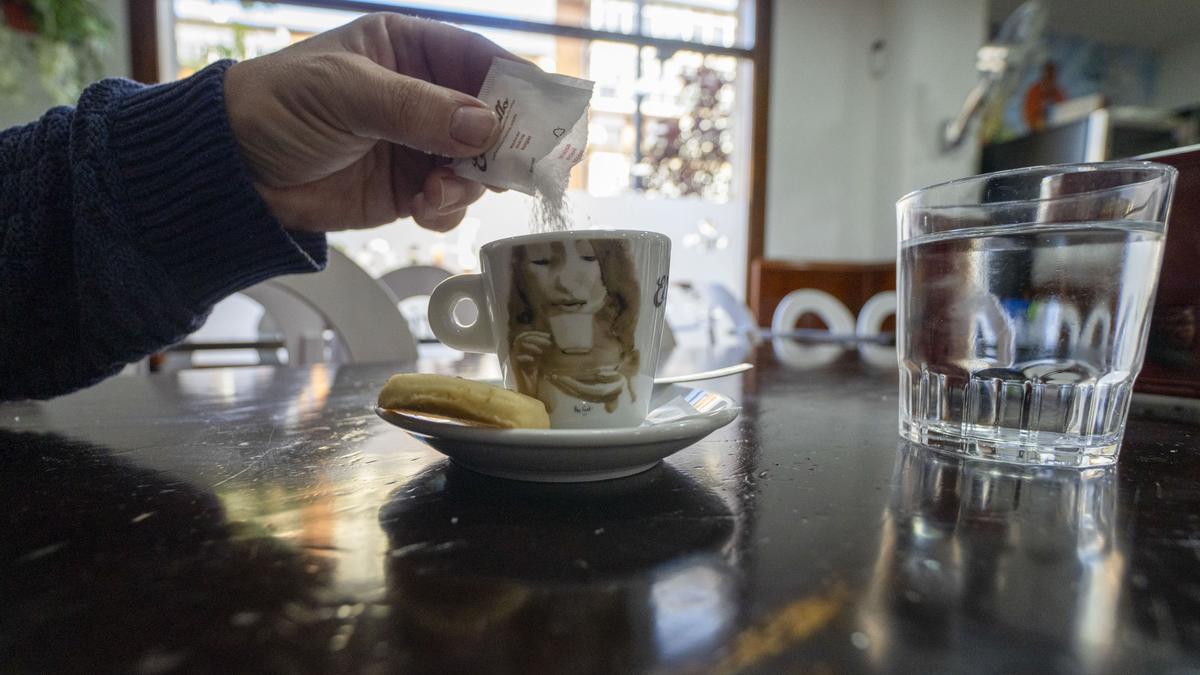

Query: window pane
left=168, top=0, right=751, bottom=299
left=172, top=5, right=747, bottom=204
left=373, top=0, right=563, bottom=24
left=346, top=0, right=752, bottom=48
left=173, top=0, right=752, bottom=59
left=173, top=1, right=357, bottom=76
left=636, top=0, right=746, bottom=49
left=588, top=0, right=751, bottom=49
left=636, top=50, right=738, bottom=202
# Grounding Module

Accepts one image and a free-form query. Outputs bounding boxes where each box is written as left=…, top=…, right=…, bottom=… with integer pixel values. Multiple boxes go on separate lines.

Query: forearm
left=0, top=61, right=327, bottom=400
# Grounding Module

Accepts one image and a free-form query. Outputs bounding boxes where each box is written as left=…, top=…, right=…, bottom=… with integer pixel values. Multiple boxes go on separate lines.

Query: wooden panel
left=750, top=258, right=895, bottom=327
left=1137, top=145, right=1200, bottom=398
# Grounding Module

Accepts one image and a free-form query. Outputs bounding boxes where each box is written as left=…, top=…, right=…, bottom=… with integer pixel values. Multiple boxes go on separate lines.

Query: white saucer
left=375, top=384, right=741, bottom=482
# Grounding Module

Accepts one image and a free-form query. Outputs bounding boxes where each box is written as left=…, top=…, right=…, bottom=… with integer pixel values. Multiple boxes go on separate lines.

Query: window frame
left=127, top=0, right=773, bottom=296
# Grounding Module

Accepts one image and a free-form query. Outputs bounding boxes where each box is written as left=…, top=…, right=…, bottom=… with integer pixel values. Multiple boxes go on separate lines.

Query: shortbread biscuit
left=378, top=373, right=550, bottom=429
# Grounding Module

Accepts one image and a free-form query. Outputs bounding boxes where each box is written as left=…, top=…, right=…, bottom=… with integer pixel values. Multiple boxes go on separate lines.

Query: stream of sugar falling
left=529, top=109, right=589, bottom=233
left=531, top=168, right=572, bottom=233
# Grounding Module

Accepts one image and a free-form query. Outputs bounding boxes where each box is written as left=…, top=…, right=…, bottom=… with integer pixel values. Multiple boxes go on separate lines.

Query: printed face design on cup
left=508, top=239, right=641, bottom=414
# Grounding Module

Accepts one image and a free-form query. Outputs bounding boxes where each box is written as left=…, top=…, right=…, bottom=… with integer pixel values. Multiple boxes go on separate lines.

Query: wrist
left=106, top=60, right=327, bottom=309
left=222, top=60, right=269, bottom=184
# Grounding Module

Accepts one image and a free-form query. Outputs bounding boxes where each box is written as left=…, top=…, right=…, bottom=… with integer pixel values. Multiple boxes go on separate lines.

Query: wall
left=764, top=0, right=984, bottom=263
left=764, top=0, right=884, bottom=262
left=872, top=0, right=985, bottom=248
left=0, top=0, right=130, bottom=128
left=1154, top=39, right=1200, bottom=111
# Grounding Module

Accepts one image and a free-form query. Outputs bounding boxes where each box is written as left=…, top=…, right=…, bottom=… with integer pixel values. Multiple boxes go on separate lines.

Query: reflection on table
left=2, top=344, right=1199, bottom=672
left=860, top=443, right=1121, bottom=672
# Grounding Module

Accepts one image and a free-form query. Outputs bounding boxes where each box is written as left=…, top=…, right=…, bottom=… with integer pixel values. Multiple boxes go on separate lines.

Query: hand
left=512, top=331, right=553, bottom=371
left=224, top=13, right=516, bottom=233
left=549, top=369, right=626, bottom=401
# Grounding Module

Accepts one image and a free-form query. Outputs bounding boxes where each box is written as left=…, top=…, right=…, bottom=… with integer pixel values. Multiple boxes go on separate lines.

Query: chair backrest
left=242, top=248, right=417, bottom=364
left=378, top=265, right=455, bottom=343
left=771, top=289, right=855, bottom=335
left=378, top=265, right=454, bottom=300
left=704, top=283, right=761, bottom=342
left=246, top=283, right=325, bottom=365
left=659, top=320, right=677, bottom=354
left=750, top=259, right=895, bottom=327
left=855, top=291, right=897, bottom=337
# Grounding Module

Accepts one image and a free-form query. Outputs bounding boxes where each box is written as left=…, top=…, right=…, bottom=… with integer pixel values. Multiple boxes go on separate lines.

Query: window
left=155, top=0, right=764, bottom=299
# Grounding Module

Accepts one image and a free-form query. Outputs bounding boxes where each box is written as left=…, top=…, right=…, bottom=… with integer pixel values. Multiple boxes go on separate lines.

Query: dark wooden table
left=2, top=344, right=1199, bottom=673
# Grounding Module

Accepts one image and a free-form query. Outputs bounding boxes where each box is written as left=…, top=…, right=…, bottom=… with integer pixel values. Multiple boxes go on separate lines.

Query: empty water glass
left=897, top=161, right=1177, bottom=466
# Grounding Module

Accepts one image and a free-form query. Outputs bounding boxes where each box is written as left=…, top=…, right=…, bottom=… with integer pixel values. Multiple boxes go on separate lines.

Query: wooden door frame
left=746, top=0, right=772, bottom=306
left=128, top=0, right=160, bottom=83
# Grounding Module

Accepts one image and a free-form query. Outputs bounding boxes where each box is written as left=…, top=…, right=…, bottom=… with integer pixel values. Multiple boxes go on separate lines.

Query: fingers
left=411, top=195, right=464, bottom=232
left=380, top=14, right=531, bottom=93
left=562, top=368, right=622, bottom=385
left=329, top=55, right=500, bottom=158
left=422, top=168, right=486, bottom=211
left=586, top=369, right=623, bottom=384
left=410, top=168, right=487, bottom=231
left=514, top=332, right=551, bottom=367
left=513, top=332, right=552, bottom=364
left=550, top=375, right=623, bottom=399
left=516, top=332, right=552, bottom=348
left=515, top=332, right=552, bottom=356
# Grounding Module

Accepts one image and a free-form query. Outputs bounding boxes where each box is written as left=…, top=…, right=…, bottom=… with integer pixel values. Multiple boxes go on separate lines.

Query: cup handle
left=427, top=274, right=497, bottom=353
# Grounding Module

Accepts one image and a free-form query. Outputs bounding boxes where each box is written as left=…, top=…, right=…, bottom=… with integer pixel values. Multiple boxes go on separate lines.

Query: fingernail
left=437, top=178, right=466, bottom=210
left=450, top=106, right=497, bottom=148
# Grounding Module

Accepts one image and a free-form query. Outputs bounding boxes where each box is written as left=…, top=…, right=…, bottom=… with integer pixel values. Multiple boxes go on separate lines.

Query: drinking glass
left=897, top=161, right=1177, bottom=466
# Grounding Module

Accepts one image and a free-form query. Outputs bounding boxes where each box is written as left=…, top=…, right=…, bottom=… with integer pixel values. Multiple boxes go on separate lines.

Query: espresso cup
left=428, top=230, right=672, bottom=429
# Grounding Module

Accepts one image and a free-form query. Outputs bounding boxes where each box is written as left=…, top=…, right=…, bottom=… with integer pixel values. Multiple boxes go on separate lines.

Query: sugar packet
left=453, top=58, right=594, bottom=198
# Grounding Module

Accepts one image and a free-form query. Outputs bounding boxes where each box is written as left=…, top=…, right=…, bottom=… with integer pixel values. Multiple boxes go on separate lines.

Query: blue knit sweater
left=0, top=61, right=327, bottom=400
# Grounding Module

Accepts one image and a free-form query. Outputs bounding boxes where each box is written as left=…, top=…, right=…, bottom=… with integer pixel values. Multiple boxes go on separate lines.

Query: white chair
left=242, top=247, right=417, bottom=365
left=771, top=336, right=843, bottom=370
left=856, top=291, right=898, bottom=368
left=378, top=265, right=453, bottom=342
left=771, top=289, right=856, bottom=336
left=1027, top=300, right=1082, bottom=354
left=246, top=283, right=325, bottom=365
left=856, top=291, right=897, bottom=337
left=705, top=282, right=761, bottom=343
left=379, top=265, right=454, bottom=299
left=1081, top=307, right=1112, bottom=353
left=660, top=320, right=678, bottom=354
left=768, top=290, right=856, bottom=370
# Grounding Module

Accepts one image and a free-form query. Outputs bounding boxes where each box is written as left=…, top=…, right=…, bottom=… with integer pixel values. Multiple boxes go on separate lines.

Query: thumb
left=335, top=57, right=499, bottom=157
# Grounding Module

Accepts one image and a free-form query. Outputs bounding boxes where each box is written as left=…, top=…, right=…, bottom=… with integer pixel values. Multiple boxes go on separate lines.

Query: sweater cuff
left=106, top=60, right=326, bottom=310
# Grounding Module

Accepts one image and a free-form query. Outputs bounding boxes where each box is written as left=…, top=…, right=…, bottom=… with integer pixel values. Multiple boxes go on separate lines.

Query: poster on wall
left=982, top=32, right=1158, bottom=144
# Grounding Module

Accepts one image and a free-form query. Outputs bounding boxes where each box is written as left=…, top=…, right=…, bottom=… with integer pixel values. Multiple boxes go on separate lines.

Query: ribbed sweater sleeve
left=0, top=60, right=326, bottom=400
